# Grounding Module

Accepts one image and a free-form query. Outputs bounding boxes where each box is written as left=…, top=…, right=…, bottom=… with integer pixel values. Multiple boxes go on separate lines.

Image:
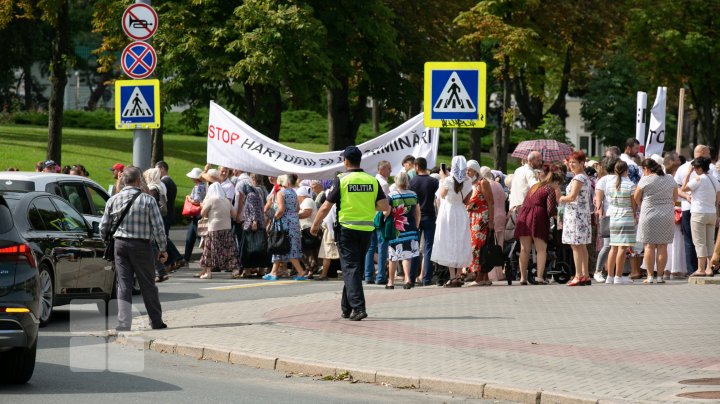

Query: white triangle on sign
left=122, top=87, right=154, bottom=118
left=432, top=71, right=476, bottom=113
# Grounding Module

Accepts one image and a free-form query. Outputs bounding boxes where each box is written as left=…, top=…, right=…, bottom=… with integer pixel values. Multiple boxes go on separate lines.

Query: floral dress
left=467, top=181, right=490, bottom=273
left=562, top=173, right=592, bottom=245
left=272, top=188, right=302, bottom=262
left=386, top=190, right=420, bottom=261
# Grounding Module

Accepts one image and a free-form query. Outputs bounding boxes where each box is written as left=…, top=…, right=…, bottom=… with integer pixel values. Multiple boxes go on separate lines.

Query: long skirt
left=200, top=229, right=240, bottom=271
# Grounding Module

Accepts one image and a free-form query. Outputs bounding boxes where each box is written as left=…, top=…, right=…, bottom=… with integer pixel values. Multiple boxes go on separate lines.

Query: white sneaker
left=614, top=276, right=633, bottom=285
left=605, top=276, right=613, bottom=284
left=594, top=272, right=606, bottom=283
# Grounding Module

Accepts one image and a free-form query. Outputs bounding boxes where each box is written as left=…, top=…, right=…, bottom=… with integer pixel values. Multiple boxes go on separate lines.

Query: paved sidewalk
left=115, top=273, right=720, bottom=403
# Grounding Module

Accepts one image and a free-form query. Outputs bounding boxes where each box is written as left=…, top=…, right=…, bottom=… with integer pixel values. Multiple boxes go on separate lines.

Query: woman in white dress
left=431, top=156, right=473, bottom=287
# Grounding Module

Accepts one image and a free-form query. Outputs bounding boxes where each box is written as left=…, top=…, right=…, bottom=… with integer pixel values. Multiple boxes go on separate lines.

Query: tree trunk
left=545, top=46, right=573, bottom=125
left=244, top=83, right=282, bottom=141
left=23, top=64, right=33, bottom=110
left=372, top=98, right=380, bottom=134
left=327, top=78, right=351, bottom=151
left=151, top=126, right=164, bottom=165
left=469, top=128, right=482, bottom=161
left=46, top=0, right=70, bottom=164
left=513, top=68, right=544, bottom=130
left=493, top=55, right=512, bottom=173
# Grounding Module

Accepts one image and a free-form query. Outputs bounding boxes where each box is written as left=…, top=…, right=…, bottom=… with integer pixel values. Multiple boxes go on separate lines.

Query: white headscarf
left=451, top=155, right=467, bottom=183
left=144, top=168, right=166, bottom=196
left=205, top=182, right=225, bottom=200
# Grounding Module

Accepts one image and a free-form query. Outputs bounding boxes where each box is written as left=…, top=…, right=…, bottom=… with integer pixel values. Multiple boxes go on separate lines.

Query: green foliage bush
left=63, top=110, right=114, bottom=129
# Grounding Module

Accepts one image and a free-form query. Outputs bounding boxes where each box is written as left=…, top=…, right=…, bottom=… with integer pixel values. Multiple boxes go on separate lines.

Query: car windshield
left=0, top=179, right=34, bottom=192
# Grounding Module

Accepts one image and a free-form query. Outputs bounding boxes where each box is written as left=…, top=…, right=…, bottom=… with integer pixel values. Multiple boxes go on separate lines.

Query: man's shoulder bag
left=103, top=191, right=142, bottom=261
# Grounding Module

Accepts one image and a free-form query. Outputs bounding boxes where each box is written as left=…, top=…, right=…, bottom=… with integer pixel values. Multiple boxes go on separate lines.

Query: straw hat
left=201, top=168, right=221, bottom=183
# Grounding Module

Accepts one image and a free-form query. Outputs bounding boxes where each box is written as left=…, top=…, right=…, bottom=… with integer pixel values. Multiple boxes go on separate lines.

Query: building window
left=580, top=136, right=590, bottom=155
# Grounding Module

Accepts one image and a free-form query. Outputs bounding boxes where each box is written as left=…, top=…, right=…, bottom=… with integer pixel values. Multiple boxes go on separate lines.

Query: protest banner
left=207, top=101, right=439, bottom=179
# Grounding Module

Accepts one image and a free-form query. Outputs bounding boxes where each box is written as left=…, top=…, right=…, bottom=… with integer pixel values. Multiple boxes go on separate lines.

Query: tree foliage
left=581, top=51, right=647, bottom=149
left=625, top=0, right=720, bottom=155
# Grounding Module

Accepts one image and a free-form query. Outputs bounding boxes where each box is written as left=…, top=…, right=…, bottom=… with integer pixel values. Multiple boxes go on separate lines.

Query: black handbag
left=479, top=231, right=504, bottom=272
left=301, top=227, right=321, bottom=249
left=244, top=228, right=268, bottom=255
left=267, top=219, right=291, bottom=255
left=103, top=191, right=142, bottom=261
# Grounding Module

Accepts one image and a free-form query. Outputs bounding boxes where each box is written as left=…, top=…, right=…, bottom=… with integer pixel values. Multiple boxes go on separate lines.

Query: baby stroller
left=503, top=218, right=574, bottom=284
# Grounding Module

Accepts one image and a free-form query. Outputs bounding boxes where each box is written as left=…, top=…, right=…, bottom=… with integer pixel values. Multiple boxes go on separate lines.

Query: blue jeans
left=184, top=216, right=199, bottom=263
left=364, top=229, right=388, bottom=283
left=411, top=216, right=436, bottom=286
left=681, top=210, right=698, bottom=273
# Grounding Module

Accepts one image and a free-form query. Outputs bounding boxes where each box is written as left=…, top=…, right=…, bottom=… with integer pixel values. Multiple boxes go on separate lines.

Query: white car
left=0, top=172, right=110, bottom=228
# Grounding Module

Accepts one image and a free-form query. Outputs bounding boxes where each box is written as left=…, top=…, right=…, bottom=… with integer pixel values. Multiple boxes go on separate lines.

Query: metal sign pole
left=133, top=0, right=152, bottom=171
left=452, top=128, right=457, bottom=157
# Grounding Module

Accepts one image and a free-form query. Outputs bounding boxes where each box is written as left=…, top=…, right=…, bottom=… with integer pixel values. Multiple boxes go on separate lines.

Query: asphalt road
left=0, top=281, right=512, bottom=403
left=0, top=228, right=515, bottom=402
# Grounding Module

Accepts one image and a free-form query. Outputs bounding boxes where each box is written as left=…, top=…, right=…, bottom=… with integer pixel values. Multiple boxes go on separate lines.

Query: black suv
left=0, top=195, right=40, bottom=384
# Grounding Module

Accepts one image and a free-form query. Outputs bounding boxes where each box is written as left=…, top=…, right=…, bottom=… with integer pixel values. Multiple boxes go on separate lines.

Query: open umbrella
left=511, top=139, right=574, bottom=162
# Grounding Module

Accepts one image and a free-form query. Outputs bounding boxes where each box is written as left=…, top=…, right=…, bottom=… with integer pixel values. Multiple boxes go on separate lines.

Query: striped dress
left=606, top=176, right=637, bottom=246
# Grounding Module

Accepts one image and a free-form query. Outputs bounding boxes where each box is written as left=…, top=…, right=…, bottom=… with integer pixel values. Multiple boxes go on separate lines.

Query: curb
left=115, top=335, right=608, bottom=403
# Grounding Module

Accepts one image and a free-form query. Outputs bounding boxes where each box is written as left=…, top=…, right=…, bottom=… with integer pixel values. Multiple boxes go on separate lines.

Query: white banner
left=636, top=91, right=647, bottom=154
left=645, top=86, right=667, bottom=158
left=206, top=102, right=439, bottom=179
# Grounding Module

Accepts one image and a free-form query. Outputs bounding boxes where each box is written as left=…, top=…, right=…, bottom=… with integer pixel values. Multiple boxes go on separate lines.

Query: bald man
left=509, top=151, right=542, bottom=211
left=675, top=144, right=716, bottom=276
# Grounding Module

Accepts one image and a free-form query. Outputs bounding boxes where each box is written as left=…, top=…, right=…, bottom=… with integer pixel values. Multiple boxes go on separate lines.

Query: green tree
left=307, top=0, right=400, bottom=150
left=0, top=0, right=71, bottom=165
left=625, top=0, right=720, bottom=155
left=580, top=51, right=647, bottom=150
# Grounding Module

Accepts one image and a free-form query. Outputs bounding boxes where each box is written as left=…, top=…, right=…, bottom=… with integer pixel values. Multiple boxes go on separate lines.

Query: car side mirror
left=91, top=221, right=100, bottom=236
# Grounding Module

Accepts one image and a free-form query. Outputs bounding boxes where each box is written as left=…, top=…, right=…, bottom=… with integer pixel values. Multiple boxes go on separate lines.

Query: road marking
left=203, top=280, right=310, bottom=291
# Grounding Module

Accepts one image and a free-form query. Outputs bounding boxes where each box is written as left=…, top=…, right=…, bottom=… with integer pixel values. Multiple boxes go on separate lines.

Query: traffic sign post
left=114, top=79, right=161, bottom=129
left=118, top=1, right=158, bottom=171
left=424, top=61, right=487, bottom=158
left=121, top=41, right=157, bottom=79
left=122, top=3, right=158, bottom=41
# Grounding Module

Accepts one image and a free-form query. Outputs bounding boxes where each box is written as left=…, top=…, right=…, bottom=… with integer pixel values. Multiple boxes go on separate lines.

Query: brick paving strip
left=114, top=281, right=720, bottom=403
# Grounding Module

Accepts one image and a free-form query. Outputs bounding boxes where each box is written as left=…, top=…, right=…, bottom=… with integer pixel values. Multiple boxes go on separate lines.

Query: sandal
left=535, top=278, right=548, bottom=285
left=193, top=272, right=202, bottom=278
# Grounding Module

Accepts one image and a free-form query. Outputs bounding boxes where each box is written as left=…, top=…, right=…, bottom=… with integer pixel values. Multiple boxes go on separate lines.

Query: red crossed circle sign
left=121, top=41, right=157, bottom=79
left=122, top=4, right=158, bottom=41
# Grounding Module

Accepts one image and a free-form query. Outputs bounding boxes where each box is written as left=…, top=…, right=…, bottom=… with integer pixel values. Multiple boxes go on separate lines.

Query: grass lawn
left=0, top=124, right=516, bottom=206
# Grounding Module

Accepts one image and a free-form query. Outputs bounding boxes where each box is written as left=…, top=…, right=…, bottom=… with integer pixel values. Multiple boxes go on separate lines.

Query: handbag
left=197, top=218, right=209, bottom=237
left=479, top=231, right=504, bottom=272
left=267, top=219, right=291, bottom=255
left=600, top=216, right=610, bottom=238
left=182, top=198, right=201, bottom=217
left=674, top=207, right=682, bottom=225
left=103, top=191, right=142, bottom=261
left=301, top=227, right=321, bottom=249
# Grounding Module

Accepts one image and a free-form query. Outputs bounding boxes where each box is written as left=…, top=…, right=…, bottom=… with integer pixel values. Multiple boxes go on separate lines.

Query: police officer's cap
left=341, top=146, right=362, bottom=164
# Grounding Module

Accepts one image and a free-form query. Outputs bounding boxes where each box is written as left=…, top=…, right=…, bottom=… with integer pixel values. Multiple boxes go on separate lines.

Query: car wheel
left=38, top=264, right=55, bottom=327
left=0, top=338, right=37, bottom=384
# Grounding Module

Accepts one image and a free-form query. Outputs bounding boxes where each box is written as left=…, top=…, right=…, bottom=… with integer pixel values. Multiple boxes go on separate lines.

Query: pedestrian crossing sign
left=424, top=62, right=486, bottom=128
left=114, top=79, right=161, bottom=129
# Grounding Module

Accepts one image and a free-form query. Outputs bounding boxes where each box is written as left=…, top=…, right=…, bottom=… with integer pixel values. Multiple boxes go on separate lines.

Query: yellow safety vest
left=338, top=171, right=378, bottom=231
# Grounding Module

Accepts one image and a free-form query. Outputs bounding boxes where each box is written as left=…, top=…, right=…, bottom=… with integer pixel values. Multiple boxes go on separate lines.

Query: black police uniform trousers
left=338, top=226, right=372, bottom=313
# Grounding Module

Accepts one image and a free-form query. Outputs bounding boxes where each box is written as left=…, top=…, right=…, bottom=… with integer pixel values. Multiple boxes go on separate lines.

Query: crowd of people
left=171, top=138, right=720, bottom=288
left=16, top=137, right=720, bottom=290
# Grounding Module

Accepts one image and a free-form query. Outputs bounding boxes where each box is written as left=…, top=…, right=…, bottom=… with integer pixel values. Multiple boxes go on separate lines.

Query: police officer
left=311, top=146, right=390, bottom=321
